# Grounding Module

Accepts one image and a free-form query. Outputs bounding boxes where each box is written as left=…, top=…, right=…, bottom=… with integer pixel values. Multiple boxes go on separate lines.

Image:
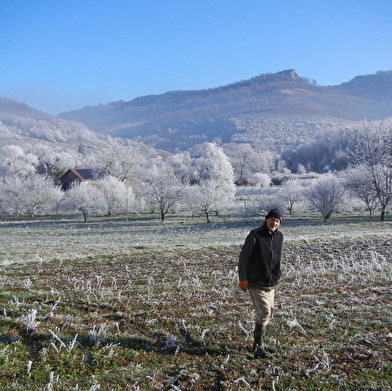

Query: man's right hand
left=239, top=280, right=249, bottom=291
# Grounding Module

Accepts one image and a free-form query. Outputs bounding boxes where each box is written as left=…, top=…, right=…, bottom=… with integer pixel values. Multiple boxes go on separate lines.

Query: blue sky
left=1, top=0, right=391, bottom=115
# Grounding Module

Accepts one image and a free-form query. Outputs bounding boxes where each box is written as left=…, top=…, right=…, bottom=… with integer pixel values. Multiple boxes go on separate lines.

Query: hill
left=333, top=70, right=392, bottom=102
left=58, top=69, right=392, bottom=151
left=0, top=96, right=104, bottom=150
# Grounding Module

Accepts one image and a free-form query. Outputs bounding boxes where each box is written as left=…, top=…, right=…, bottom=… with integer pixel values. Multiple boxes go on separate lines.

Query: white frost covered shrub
left=248, top=173, right=271, bottom=187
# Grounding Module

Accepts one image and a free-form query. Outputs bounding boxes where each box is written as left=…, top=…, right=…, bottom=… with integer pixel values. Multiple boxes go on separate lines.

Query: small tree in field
left=145, top=164, right=186, bottom=222
left=190, top=143, right=236, bottom=222
left=62, top=182, right=106, bottom=222
left=186, top=180, right=233, bottom=223
left=346, top=118, right=392, bottom=221
left=96, top=175, right=138, bottom=216
left=343, top=165, right=379, bottom=218
left=306, top=174, right=346, bottom=222
left=278, top=179, right=305, bottom=214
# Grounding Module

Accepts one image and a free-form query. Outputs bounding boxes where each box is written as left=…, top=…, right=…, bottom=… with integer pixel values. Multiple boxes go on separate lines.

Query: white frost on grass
left=287, top=318, right=307, bottom=335
left=24, top=309, right=40, bottom=333
left=0, top=215, right=391, bottom=265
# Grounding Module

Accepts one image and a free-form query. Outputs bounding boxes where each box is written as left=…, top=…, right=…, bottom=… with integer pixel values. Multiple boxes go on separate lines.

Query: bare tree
left=343, top=165, right=379, bottom=218
left=278, top=178, right=305, bottom=214
left=346, top=118, right=392, bottom=221
left=306, top=174, right=346, bottom=222
left=145, top=164, right=186, bottom=222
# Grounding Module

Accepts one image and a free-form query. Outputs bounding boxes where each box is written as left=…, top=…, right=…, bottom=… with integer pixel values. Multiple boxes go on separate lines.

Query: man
left=238, top=208, right=283, bottom=358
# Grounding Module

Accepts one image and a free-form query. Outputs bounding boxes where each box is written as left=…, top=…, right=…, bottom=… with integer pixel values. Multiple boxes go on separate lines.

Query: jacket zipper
left=269, top=233, right=274, bottom=284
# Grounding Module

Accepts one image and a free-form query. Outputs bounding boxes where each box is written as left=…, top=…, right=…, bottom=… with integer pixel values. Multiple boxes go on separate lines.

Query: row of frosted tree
left=0, top=142, right=237, bottom=223
left=0, top=117, right=391, bottom=222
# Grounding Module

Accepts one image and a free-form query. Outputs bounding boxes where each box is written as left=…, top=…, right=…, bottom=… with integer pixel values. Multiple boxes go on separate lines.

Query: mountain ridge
left=1, top=69, right=391, bottom=153
left=57, top=69, right=392, bottom=151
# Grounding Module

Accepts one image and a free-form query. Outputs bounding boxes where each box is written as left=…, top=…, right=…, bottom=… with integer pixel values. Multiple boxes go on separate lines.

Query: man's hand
left=239, top=280, right=249, bottom=291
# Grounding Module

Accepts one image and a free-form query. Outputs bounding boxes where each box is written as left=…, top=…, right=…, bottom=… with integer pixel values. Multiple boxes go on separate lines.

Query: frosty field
left=0, top=213, right=391, bottom=390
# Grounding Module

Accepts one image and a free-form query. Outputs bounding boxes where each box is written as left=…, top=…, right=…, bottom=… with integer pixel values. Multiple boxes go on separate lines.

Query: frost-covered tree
left=188, top=143, right=236, bottom=222
left=165, top=151, right=193, bottom=182
left=0, top=173, right=63, bottom=216
left=33, top=145, right=78, bottom=182
left=61, top=182, right=106, bottom=222
left=279, top=179, right=305, bottom=214
left=184, top=181, right=221, bottom=223
left=0, top=145, right=38, bottom=177
left=224, top=143, right=255, bottom=185
left=224, top=143, right=275, bottom=185
left=306, top=174, right=346, bottom=222
left=346, top=118, right=392, bottom=221
left=281, top=129, right=350, bottom=173
left=198, top=143, right=236, bottom=184
left=145, top=163, right=186, bottom=221
left=94, top=138, right=145, bottom=184
left=0, top=176, right=25, bottom=215
left=343, top=165, right=379, bottom=218
left=96, top=175, right=138, bottom=216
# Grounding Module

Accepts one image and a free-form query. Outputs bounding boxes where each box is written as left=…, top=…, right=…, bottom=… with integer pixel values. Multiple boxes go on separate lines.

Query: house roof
left=69, top=168, right=96, bottom=180
left=60, top=168, right=104, bottom=182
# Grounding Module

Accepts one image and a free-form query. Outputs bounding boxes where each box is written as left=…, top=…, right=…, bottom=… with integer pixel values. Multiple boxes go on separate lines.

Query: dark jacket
left=238, top=222, right=283, bottom=289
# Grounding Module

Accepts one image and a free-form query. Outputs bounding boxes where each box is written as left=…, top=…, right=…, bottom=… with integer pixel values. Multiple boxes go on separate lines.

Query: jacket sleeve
left=238, top=231, right=256, bottom=281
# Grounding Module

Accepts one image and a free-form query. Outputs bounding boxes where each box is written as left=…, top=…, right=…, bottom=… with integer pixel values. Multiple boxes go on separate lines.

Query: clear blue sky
left=1, top=0, right=391, bottom=115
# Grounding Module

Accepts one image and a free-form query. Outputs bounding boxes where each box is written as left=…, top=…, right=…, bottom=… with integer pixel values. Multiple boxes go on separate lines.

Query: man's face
left=266, top=217, right=281, bottom=231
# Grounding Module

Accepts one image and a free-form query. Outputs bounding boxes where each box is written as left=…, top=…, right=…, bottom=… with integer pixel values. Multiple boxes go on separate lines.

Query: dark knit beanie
left=265, top=208, right=283, bottom=221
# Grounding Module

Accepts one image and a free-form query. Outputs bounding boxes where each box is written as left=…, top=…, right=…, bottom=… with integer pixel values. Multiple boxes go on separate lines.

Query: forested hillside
left=58, top=69, right=392, bottom=151
left=0, top=97, right=104, bottom=149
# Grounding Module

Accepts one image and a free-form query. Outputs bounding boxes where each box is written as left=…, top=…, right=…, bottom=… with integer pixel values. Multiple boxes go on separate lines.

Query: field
left=0, top=212, right=391, bottom=390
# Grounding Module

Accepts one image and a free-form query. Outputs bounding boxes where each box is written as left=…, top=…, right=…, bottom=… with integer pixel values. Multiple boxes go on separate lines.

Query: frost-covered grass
left=1, top=212, right=391, bottom=264
left=0, top=212, right=391, bottom=390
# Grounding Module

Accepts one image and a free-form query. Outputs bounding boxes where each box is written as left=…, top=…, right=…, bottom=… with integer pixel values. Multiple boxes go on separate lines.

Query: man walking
left=238, top=208, right=283, bottom=358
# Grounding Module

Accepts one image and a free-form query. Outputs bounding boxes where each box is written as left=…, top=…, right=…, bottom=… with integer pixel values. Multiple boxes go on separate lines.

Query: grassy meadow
left=0, top=211, right=391, bottom=390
